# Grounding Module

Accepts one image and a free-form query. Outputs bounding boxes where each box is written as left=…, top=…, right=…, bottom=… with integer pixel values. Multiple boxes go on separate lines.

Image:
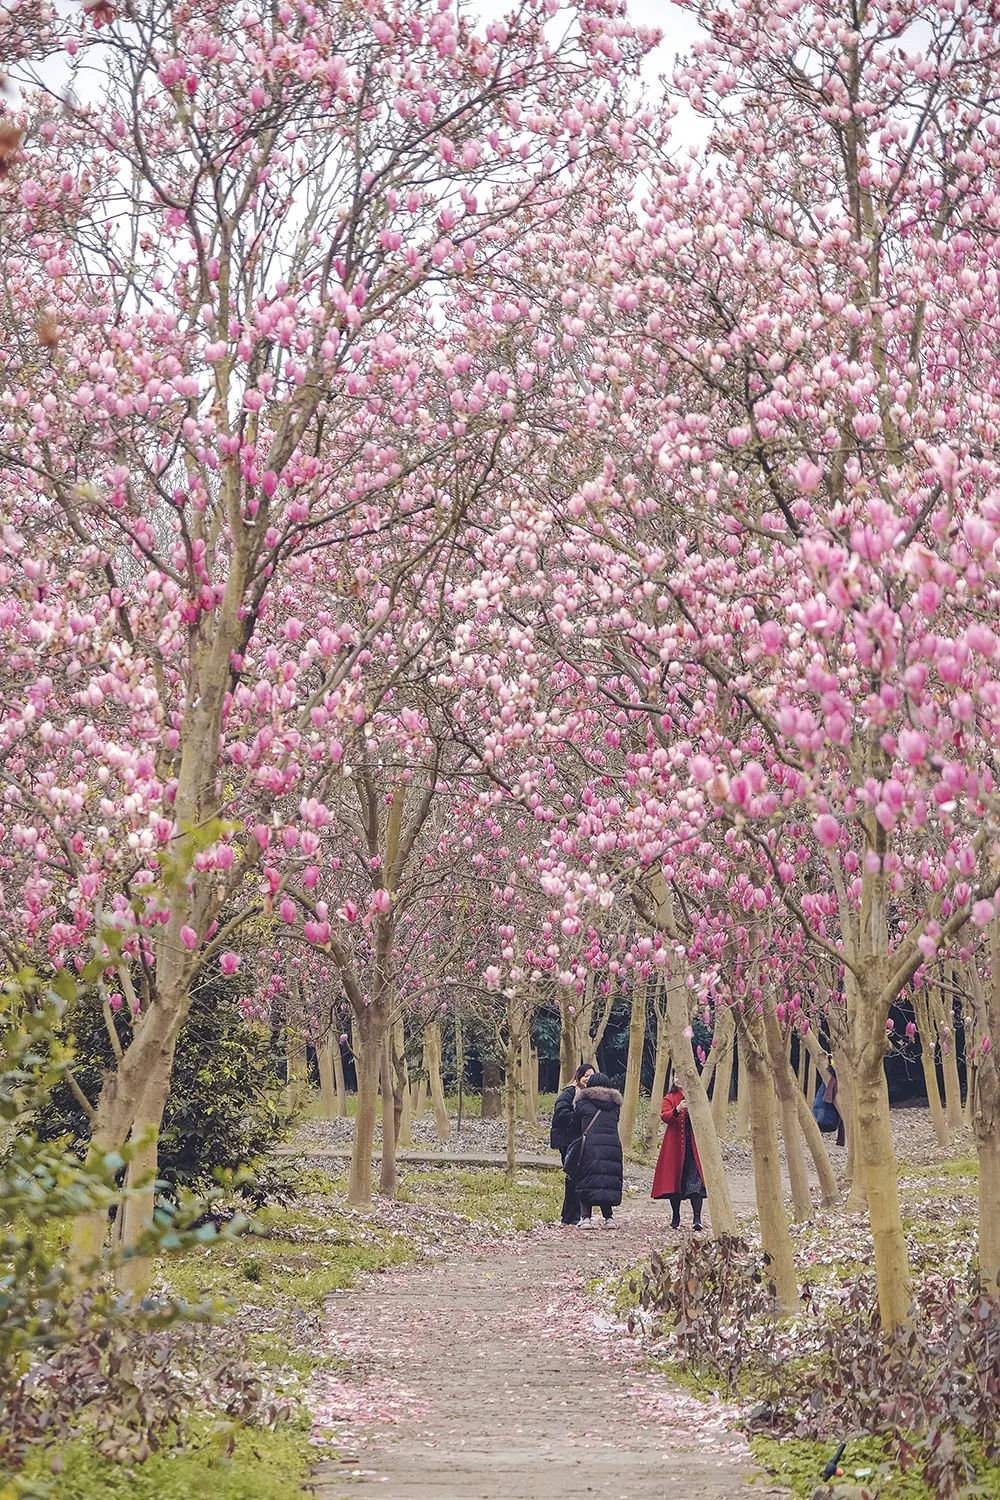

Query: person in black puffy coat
left=549, top=1062, right=595, bottom=1225
left=572, top=1073, right=624, bottom=1227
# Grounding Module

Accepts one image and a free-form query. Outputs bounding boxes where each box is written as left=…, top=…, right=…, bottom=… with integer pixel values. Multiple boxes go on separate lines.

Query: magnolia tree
left=0, top=0, right=655, bottom=1272
left=444, top=0, right=1000, bottom=1329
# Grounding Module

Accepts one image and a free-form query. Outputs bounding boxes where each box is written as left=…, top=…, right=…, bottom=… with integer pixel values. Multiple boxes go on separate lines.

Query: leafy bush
left=624, top=1235, right=1000, bottom=1499
left=37, top=969, right=289, bottom=1200
left=0, top=974, right=272, bottom=1485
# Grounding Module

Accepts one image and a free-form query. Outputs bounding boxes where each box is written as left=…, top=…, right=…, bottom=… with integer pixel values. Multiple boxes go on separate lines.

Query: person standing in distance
left=572, top=1071, right=624, bottom=1228
left=651, top=1083, right=706, bottom=1231
left=549, top=1062, right=595, bottom=1225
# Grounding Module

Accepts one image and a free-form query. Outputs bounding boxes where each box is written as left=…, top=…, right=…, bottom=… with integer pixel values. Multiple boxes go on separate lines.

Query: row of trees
left=3, top=0, right=1000, bottom=1335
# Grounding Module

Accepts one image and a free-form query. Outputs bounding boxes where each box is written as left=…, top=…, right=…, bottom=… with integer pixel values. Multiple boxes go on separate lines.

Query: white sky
left=474, top=0, right=709, bottom=148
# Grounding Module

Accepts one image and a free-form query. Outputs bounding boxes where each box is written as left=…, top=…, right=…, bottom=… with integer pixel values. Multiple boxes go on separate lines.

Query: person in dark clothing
left=550, top=1062, right=595, bottom=1225
left=572, top=1072, right=624, bottom=1228
left=813, top=1059, right=846, bottom=1147
left=651, top=1085, right=706, bottom=1230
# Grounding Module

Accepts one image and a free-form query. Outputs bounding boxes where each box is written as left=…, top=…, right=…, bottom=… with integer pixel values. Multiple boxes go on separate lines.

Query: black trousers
left=668, top=1192, right=704, bottom=1227
left=579, top=1201, right=613, bottom=1220
left=559, top=1150, right=580, bottom=1223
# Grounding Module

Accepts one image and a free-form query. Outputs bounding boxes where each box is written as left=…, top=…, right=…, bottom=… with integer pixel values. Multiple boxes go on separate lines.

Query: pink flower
left=898, top=729, right=928, bottom=766
left=370, top=888, right=391, bottom=916
left=280, top=897, right=296, bottom=923
left=219, top=951, right=240, bottom=975
left=814, top=814, right=839, bottom=849
left=690, top=755, right=713, bottom=784
left=180, top=925, right=197, bottom=950
left=760, top=620, right=783, bottom=653
left=982, top=1036, right=992, bottom=1055
left=792, top=457, right=823, bottom=493
left=971, top=899, right=995, bottom=927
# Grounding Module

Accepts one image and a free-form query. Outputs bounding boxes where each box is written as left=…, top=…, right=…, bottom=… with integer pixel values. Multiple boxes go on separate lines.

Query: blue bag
left=812, top=1081, right=840, bottom=1134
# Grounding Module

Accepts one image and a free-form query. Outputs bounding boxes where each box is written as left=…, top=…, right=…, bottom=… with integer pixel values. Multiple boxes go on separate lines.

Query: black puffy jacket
left=549, top=1084, right=580, bottom=1152
left=573, top=1086, right=624, bottom=1207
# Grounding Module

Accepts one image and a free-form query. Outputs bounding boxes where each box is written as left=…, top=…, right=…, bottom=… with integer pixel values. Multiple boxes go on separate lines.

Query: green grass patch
left=899, top=1156, right=979, bottom=1183
left=158, top=1210, right=411, bottom=1308
left=18, top=1412, right=313, bottom=1500
left=394, top=1165, right=563, bottom=1230
left=750, top=1435, right=1000, bottom=1499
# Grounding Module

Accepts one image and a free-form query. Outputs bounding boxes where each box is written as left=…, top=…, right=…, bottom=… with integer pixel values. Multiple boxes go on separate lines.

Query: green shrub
left=36, top=970, right=288, bottom=1200
left=1, top=974, right=263, bottom=1484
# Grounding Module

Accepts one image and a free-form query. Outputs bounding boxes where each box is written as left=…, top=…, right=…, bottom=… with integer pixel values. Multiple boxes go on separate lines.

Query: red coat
left=651, top=1088, right=703, bottom=1198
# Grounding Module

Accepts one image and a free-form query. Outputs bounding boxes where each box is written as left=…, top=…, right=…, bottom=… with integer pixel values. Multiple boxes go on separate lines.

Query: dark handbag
left=812, top=1081, right=840, bottom=1134
left=563, top=1112, right=598, bottom=1181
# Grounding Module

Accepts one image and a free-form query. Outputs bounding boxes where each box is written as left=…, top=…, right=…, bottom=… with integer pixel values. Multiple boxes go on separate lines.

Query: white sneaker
left=602, top=1218, right=617, bottom=1229
left=577, top=1218, right=597, bottom=1228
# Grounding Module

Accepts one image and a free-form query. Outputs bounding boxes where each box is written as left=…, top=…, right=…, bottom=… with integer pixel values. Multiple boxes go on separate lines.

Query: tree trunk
left=284, top=1029, right=309, bottom=1114
left=619, top=972, right=648, bottom=1151
left=520, top=1031, right=538, bottom=1126
left=455, top=1016, right=465, bottom=1135
left=318, top=1032, right=339, bottom=1122
left=831, top=1046, right=864, bottom=1209
left=425, top=1021, right=450, bottom=1142
left=379, top=1030, right=397, bottom=1198
left=710, top=1005, right=734, bottom=1137
left=70, top=998, right=187, bottom=1273
left=793, top=1086, right=840, bottom=1209
left=742, top=1016, right=798, bottom=1312
left=800, top=1025, right=832, bottom=1087
left=977, top=1124, right=1000, bottom=1291
left=651, top=905, right=736, bottom=1237
left=116, top=1054, right=174, bottom=1297
left=528, top=1044, right=539, bottom=1122
left=504, top=1038, right=517, bottom=1181
left=559, top=995, right=579, bottom=1086
left=734, top=1027, right=751, bottom=1141
left=644, top=1005, right=670, bottom=1149
left=763, top=996, right=812, bottom=1222
left=968, top=928, right=1000, bottom=1289
left=914, top=991, right=950, bottom=1149
left=854, top=1051, right=912, bottom=1330
left=395, top=1019, right=414, bottom=1149
left=332, top=1034, right=348, bottom=1116
left=934, top=977, right=964, bottom=1133
left=412, top=1039, right=428, bottom=1118
left=481, top=1058, right=503, bottom=1119
left=348, top=1020, right=382, bottom=1205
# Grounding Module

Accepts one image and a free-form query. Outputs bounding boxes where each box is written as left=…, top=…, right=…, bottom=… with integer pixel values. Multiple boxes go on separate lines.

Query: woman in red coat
left=651, top=1086, right=706, bottom=1230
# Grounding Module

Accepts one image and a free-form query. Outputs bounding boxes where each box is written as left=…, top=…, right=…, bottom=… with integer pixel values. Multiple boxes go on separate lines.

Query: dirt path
left=310, top=1170, right=778, bottom=1500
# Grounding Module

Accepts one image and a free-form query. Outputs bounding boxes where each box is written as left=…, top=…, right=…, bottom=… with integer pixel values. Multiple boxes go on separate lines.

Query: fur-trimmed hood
left=576, top=1085, right=623, bottom=1109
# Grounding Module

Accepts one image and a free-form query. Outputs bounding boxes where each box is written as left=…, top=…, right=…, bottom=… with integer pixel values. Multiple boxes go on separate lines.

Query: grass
left=17, top=1413, right=314, bottom=1500
left=10, top=1155, right=564, bottom=1500
left=9, top=1187, right=415, bottom=1500
left=393, top=1164, right=564, bottom=1230
left=899, top=1156, right=979, bottom=1183
left=156, top=1201, right=412, bottom=1309
left=750, top=1435, right=1000, bottom=1499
